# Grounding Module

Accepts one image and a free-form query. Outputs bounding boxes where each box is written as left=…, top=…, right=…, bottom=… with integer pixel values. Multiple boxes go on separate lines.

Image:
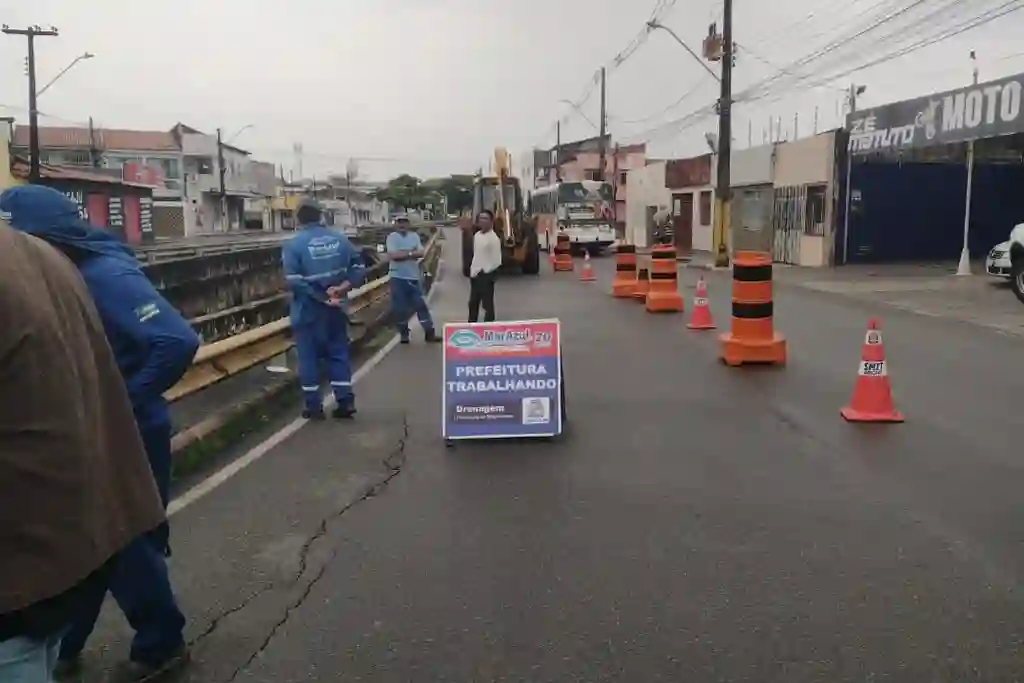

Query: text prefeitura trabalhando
left=446, top=363, right=557, bottom=393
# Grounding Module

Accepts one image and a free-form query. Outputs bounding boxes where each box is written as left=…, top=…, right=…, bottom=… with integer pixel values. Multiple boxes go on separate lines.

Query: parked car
left=986, top=241, right=1011, bottom=279
left=1007, top=223, right=1024, bottom=304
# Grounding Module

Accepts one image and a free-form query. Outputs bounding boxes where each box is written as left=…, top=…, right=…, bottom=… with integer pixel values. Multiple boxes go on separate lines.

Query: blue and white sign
left=442, top=319, right=563, bottom=440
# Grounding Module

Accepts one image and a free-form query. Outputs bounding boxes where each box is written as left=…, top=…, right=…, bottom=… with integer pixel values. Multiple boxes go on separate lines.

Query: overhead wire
left=622, top=0, right=1021, bottom=144
left=533, top=0, right=679, bottom=146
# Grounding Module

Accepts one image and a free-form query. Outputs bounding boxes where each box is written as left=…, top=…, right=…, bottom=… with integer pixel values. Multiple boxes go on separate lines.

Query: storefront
left=11, top=157, right=156, bottom=245
left=840, top=72, right=1024, bottom=264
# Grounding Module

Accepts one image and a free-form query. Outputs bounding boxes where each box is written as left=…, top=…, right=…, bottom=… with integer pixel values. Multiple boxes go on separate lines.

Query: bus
left=529, top=181, right=617, bottom=255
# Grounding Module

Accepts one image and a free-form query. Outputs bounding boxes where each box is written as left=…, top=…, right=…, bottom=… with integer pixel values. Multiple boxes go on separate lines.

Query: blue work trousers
left=59, top=422, right=185, bottom=665
left=390, top=277, right=434, bottom=340
left=295, top=310, right=353, bottom=413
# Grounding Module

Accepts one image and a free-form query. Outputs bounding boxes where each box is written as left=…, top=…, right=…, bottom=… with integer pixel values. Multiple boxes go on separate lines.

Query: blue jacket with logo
left=0, top=185, right=201, bottom=429
left=282, top=223, right=366, bottom=328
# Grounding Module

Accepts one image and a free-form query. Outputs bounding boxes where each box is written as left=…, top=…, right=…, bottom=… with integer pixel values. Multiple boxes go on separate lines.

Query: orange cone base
left=645, top=292, right=684, bottom=313
left=554, top=262, right=574, bottom=272
left=612, top=281, right=637, bottom=297
left=580, top=272, right=596, bottom=282
left=840, top=406, right=905, bottom=423
left=632, top=289, right=649, bottom=302
left=718, top=332, right=787, bottom=366
left=687, top=319, right=716, bottom=330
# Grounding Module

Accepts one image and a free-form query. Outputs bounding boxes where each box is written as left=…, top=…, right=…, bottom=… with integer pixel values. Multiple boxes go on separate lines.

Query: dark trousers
left=390, top=277, right=435, bottom=339
left=468, top=272, right=496, bottom=323
left=295, top=311, right=352, bottom=413
left=59, top=422, right=185, bottom=665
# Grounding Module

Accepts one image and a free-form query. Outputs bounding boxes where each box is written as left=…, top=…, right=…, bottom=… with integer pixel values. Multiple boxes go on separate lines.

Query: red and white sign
left=122, top=162, right=166, bottom=188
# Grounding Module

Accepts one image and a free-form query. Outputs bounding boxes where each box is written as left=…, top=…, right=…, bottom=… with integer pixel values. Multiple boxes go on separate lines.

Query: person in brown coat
left=0, top=221, right=165, bottom=682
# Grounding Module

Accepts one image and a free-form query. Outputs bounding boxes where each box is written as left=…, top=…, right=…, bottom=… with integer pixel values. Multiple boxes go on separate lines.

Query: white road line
left=168, top=269, right=445, bottom=516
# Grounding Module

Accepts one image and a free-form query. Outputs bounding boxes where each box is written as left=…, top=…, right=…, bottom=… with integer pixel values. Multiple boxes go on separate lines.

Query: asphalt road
left=79, top=237, right=1024, bottom=682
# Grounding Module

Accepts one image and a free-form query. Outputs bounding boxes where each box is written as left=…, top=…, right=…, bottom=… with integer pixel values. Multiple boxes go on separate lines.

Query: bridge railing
left=165, top=227, right=443, bottom=403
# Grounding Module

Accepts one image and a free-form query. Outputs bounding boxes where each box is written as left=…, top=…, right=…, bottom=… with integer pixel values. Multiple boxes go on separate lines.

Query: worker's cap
left=296, top=196, right=323, bottom=212
left=394, top=215, right=410, bottom=224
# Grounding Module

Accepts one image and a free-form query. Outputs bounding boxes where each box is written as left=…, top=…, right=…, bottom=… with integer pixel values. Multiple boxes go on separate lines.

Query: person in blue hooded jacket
left=0, top=184, right=199, bottom=681
left=283, top=197, right=366, bottom=419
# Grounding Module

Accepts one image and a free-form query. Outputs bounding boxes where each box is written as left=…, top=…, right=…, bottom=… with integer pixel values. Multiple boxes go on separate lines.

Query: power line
left=623, top=0, right=1020, bottom=144
left=535, top=0, right=679, bottom=146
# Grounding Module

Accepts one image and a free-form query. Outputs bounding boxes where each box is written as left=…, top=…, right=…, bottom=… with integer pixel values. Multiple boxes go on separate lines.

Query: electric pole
left=597, top=67, right=607, bottom=182
left=216, top=127, right=227, bottom=231
left=713, top=0, right=734, bottom=268
left=3, top=24, right=59, bottom=182
left=555, top=120, right=562, bottom=182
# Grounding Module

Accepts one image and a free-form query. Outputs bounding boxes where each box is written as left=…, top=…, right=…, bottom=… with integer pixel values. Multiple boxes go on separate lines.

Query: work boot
left=332, top=401, right=357, bottom=419
left=424, top=329, right=442, bottom=344
left=302, top=408, right=325, bottom=421
left=399, top=336, right=410, bottom=345
left=108, top=644, right=190, bottom=683
left=53, top=656, right=82, bottom=681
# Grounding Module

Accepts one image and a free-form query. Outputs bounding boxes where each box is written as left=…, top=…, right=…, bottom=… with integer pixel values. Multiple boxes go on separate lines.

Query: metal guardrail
left=165, top=229, right=442, bottom=403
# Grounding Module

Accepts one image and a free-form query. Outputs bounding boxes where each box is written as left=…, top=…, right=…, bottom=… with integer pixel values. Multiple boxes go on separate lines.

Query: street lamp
left=646, top=21, right=720, bottom=82
left=37, top=51, right=94, bottom=97
left=225, top=124, right=254, bottom=144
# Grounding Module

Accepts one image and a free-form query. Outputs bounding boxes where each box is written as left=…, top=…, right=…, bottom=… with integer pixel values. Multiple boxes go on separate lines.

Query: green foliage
left=372, top=173, right=475, bottom=214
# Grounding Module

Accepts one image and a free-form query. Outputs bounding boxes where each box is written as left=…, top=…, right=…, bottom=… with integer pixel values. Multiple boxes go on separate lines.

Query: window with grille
left=804, top=185, right=826, bottom=236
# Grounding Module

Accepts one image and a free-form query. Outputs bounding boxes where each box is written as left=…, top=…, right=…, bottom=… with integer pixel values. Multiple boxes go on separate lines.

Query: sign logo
left=447, top=327, right=543, bottom=353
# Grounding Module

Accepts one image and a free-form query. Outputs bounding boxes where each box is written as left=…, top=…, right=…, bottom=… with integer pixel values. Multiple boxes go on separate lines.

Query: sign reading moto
left=847, top=72, right=1024, bottom=154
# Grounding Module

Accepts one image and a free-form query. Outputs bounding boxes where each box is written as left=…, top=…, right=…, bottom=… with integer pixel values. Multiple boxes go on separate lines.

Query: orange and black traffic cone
left=579, top=252, right=596, bottom=282
left=686, top=276, right=716, bottom=330
left=840, top=319, right=904, bottom=423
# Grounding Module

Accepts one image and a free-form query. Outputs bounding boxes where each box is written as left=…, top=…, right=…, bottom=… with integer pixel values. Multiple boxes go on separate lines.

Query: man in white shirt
left=468, top=210, right=502, bottom=322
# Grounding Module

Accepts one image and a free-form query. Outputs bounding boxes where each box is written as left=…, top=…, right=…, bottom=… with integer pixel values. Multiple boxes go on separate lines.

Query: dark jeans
left=58, top=422, right=185, bottom=665
left=468, top=272, right=496, bottom=323
left=390, top=277, right=435, bottom=339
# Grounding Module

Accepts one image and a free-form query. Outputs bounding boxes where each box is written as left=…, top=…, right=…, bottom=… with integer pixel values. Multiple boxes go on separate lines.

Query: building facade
left=12, top=125, right=185, bottom=237
left=771, top=131, right=839, bottom=266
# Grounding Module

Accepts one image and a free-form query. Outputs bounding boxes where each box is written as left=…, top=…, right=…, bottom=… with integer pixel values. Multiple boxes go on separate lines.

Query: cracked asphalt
left=78, top=234, right=1024, bottom=682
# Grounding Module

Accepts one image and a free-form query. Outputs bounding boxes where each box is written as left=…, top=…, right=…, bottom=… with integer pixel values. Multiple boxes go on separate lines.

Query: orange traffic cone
left=840, top=320, right=904, bottom=423
left=579, top=252, right=596, bottom=282
left=686, top=276, right=716, bottom=330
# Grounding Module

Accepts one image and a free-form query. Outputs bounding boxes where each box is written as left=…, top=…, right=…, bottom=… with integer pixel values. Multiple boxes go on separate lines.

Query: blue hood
left=0, top=184, right=136, bottom=263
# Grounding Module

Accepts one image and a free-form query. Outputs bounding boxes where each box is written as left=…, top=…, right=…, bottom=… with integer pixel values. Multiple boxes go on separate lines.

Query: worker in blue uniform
left=0, top=184, right=199, bottom=681
left=283, top=197, right=366, bottom=419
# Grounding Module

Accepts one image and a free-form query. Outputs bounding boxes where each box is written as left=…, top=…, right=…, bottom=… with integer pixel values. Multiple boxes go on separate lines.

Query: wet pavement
left=79, top=237, right=1024, bottom=682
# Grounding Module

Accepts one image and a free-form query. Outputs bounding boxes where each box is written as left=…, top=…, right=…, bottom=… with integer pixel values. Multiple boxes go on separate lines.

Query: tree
left=429, top=174, right=475, bottom=215
left=371, top=174, right=430, bottom=210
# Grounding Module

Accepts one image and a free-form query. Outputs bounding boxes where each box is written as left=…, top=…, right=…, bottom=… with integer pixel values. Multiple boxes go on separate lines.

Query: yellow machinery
left=461, top=148, right=540, bottom=276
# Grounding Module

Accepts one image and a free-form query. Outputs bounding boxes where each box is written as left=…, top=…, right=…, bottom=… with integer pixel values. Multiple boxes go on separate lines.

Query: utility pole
left=597, top=67, right=607, bottom=182
left=216, top=127, right=227, bottom=231
left=710, top=0, right=734, bottom=268
left=3, top=25, right=59, bottom=182
left=555, top=120, right=562, bottom=182
left=87, top=116, right=100, bottom=167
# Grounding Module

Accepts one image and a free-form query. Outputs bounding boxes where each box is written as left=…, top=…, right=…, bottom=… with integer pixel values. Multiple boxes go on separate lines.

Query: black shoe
left=53, top=656, right=82, bottom=681
left=399, top=337, right=410, bottom=344
left=332, top=403, right=357, bottom=419
left=424, top=330, right=442, bottom=343
left=109, top=644, right=190, bottom=683
left=302, top=408, right=325, bottom=420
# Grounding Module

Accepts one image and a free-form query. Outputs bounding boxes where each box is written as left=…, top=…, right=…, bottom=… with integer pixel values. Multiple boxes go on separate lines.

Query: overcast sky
left=2, top=0, right=1022, bottom=181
